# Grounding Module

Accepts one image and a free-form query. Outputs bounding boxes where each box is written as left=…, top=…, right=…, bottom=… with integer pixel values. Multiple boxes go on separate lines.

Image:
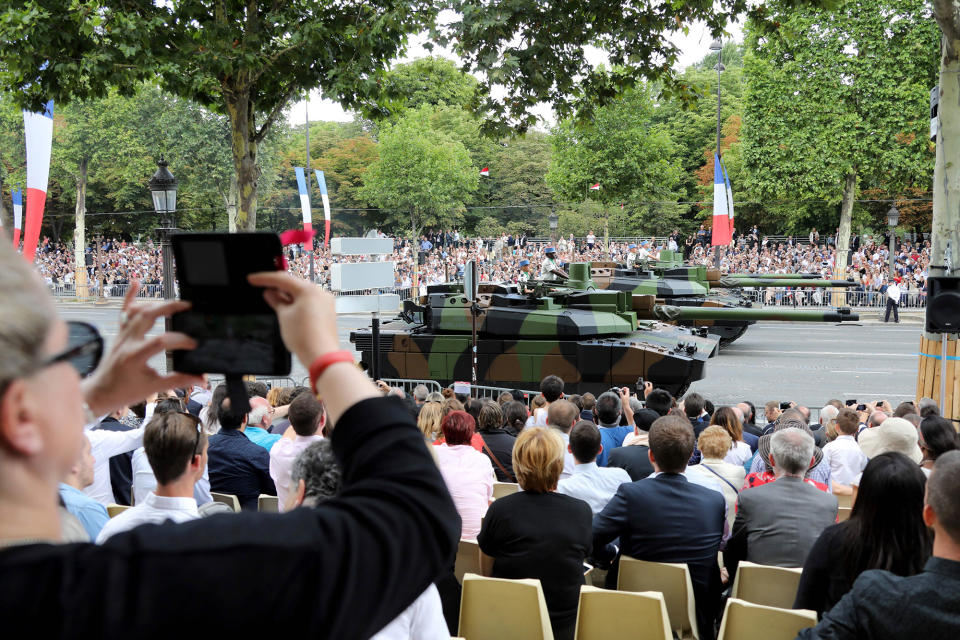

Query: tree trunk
left=73, top=158, right=89, bottom=298
left=832, top=166, right=857, bottom=305
left=0, top=178, right=8, bottom=238
left=225, top=174, right=239, bottom=232
left=225, top=93, right=260, bottom=231
left=603, top=213, right=610, bottom=253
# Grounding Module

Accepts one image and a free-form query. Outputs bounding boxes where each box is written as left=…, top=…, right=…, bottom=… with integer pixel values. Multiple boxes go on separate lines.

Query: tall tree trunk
left=0, top=178, right=8, bottom=238
left=226, top=92, right=260, bottom=231
left=73, top=158, right=89, bottom=298
left=832, top=166, right=857, bottom=305
left=225, top=174, right=239, bottom=232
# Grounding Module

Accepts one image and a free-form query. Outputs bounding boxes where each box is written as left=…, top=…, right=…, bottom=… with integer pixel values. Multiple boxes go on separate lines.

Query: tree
left=740, top=0, right=938, bottom=279
left=0, top=1, right=438, bottom=230
left=360, top=105, right=478, bottom=279
left=317, top=135, right=380, bottom=233
left=379, top=57, right=479, bottom=111
left=547, top=86, right=683, bottom=243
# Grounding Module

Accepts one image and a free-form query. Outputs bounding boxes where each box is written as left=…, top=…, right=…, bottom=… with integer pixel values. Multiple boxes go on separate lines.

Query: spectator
left=433, top=411, right=494, bottom=540
left=412, top=384, right=429, bottom=408
left=547, top=399, right=579, bottom=479
left=269, top=392, right=325, bottom=511
left=594, top=390, right=632, bottom=466
left=711, top=406, right=754, bottom=466
left=858, top=417, right=923, bottom=468
left=579, top=392, right=597, bottom=422
left=690, top=426, right=746, bottom=530
left=918, top=416, right=960, bottom=472
left=739, top=401, right=762, bottom=438
left=59, top=435, right=109, bottom=540
left=97, top=412, right=208, bottom=543
left=0, top=251, right=459, bottom=637
left=526, top=394, right=547, bottom=426
left=501, top=400, right=528, bottom=435
left=95, top=406, right=136, bottom=506
left=557, top=421, right=631, bottom=515
left=207, top=395, right=276, bottom=511
left=84, top=420, right=145, bottom=505
left=822, top=408, right=868, bottom=491
left=287, top=440, right=449, bottom=640
left=797, top=451, right=960, bottom=639
left=682, top=392, right=710, bottom=437
left=726, top=428, right=838, bottom=573
left=478, top=427, right=592, bottom=640
left=417, top=401, right=443, bottom=442
left=593, top=415, right=726, bottom=640
left=764, top=400, right=782, bottom=425
left=794, top=453, right=931, bottom=615
left=532, top=375, right=565, bottom=426
left=918, top=397, right=940, bottom=418
left=476, top=401, right=516, bottom=482
left=244, top=396, right=281, bottom=451
left=607, top=412, right=656, bottom=481
left=747, top=418, right=832, bottom=488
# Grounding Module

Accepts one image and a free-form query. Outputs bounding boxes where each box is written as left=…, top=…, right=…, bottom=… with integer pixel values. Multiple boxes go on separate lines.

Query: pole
left=95, top=234, right=102, bottom=302
left=159, top=214, right=177, bottom=373
left=305, top=100, right=316, bottom=284
left=714, top=46, right=723, bottom=270
left=888, top=227, right=896, bottom=280
left=940, top=332, right=948, bottom=415
left=371, top=310, right=381, bottom=382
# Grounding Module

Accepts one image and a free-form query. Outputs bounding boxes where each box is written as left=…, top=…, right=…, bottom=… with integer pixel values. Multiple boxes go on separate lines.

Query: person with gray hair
left=725, top=428, right=839, bottom=573
left=412, top=384, right=429, bottom=406
left=799, top=451, right=960, bottom=639
left=287, top=441, right=450, bottom=640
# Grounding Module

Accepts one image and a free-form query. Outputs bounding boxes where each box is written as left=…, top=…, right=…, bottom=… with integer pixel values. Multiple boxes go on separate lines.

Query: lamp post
left=886, top=203, right=900, bottom=280
left=549, top=211, right=559, bottom=244
left=710, top=38, right=724, bottom=269
left=149, top=157, right=178, bottom=373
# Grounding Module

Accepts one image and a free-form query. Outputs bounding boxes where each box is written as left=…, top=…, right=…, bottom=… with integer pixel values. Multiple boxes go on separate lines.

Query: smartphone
left=857, top=404, right=867, bottom=412
left=171, top=232, right=291, bottom=376
left=845, top=399, right=858, bottom=406
left=779, top=401, right=792, bottom=410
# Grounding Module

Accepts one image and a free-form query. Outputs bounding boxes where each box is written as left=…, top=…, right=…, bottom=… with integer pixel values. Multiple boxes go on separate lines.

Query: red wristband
left=309, top=350, right=355, bottom=394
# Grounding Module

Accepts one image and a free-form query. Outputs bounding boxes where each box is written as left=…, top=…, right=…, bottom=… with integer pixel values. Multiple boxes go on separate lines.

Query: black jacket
left=478, top=428, right=516, bottom=482
left=96, top=416, right=133, bottom=506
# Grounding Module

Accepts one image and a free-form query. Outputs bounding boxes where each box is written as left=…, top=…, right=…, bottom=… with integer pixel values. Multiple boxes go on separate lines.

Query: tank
left=560, top=263, right=859, bottom=344
left=349, top=283, right=720, bottom=398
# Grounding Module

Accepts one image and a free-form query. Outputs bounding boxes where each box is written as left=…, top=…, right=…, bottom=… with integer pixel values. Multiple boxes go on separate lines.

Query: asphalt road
left=57, top=302, right=921, bottom=409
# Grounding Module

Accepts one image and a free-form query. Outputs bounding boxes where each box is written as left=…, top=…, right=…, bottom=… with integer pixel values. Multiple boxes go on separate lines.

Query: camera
left=779, top=401, right=792, bottom=410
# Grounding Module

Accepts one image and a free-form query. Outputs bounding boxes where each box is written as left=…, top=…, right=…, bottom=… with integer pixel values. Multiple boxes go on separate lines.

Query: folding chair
left=455, top=539, right=482, bottom=583
left=492, top=482, right=520, bottom=500
left=458, top=574, right=554, bottom=640
left=106, top=504, right=131, bottom=518
left=574, top=585, right=672, bottom=640
left=258, top=494, right=279, bottom=512
left=617, top=556, right=699, bottom=639
left=717, top=598, right=817, bottom=640
left=210, top=492, right=241, bottom=513
left=730, top=561, right=803, bottom=610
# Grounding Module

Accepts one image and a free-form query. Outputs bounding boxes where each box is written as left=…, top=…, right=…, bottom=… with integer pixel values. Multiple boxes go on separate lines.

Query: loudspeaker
left=84, top=253, right=93, bottom=267
left=926, top=276, right=960, bottom=332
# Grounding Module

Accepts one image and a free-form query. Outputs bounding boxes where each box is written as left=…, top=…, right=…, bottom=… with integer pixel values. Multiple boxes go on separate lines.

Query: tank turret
left=349, top=283, right=719, bottom=397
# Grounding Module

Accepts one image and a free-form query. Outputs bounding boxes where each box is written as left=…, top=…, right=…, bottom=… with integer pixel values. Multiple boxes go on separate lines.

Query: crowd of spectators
left=34, top=227, right=931, bottom=309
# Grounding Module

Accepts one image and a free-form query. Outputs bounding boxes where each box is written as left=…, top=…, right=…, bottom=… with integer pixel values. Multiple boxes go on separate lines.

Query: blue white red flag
left=711, top=154, right=734, bottom=246
left=12, top=189, right=23, bottom=248
left=294, top=167, right=313, bottom=253
left=314, top=170, right=331, bottom=248
left=23, top=100, right=53, bottom=259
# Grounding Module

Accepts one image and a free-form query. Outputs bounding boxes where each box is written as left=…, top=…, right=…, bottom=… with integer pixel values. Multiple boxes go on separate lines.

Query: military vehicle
left=350, top=282, right=720, bottom=397
left=575, top=257, right=857, bottom=344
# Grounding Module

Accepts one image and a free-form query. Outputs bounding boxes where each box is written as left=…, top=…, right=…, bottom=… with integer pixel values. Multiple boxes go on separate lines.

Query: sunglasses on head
left=43, top=321, right=104, bottom=378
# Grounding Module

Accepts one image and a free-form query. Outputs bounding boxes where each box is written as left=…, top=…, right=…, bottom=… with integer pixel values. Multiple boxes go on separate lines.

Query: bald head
left=547, top=399, right=579, bottom=434
left=736, top=402, right=752, bottom=423
left=869, top=411, right=888, bottom=428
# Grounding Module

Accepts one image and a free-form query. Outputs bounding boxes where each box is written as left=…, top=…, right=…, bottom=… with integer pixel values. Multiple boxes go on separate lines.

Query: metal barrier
left=208, top=375, right=301, bottom=390
left=379, top=378, right=444, bottom=396
left=467, top=384, right=539, bottom=402
left=739, top=288, right=926, bottom=310
left=50, top=283, right=165, bottom=300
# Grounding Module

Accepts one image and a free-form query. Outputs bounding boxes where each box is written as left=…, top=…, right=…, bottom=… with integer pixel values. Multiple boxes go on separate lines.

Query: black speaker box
left=926, top=276, right=960, bottom=333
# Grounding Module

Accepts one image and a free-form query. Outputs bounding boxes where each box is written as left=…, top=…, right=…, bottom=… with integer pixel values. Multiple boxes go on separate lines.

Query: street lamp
left=710, top=38, right=723, bottom=269
left=149, top=157, right=178, bottom=301
left=549, top=211, right=559, bottom=244
left=887, top=203, right=900, bottom=279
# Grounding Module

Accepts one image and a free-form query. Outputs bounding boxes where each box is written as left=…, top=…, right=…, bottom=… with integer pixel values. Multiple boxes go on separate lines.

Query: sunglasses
left=177, top=412, right=204, bottom=456
left=42, top=321, right=104, bottom=378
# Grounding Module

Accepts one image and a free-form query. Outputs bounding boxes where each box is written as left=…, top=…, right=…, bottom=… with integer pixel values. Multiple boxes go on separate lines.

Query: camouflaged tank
left=581, top=255, right=858, bottom=345
left=349, top=283, right=720, bottom=397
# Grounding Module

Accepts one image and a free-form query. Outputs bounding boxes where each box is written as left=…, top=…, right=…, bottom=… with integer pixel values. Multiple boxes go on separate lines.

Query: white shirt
left=557, top=431, right=576, bottom=480
left=822, top=435, right=869, bottom=486
left=540, top=257, right=561, bottom=280
left=723, top=440, right=753, bottom=467
left=131, top=447, right=212, bottom=506
left=95, top=492, right=200, bottom=543
left=269, top=434, right=324, bottom=512
left=887, top=283, right=901, bottom=304
left=587, top=234, right=596, bottom=245
left=370, top=585, right=449, bottom=640
left=83, top=427, right=145, bottom=505
left=557, top=462, right=631, bottom=515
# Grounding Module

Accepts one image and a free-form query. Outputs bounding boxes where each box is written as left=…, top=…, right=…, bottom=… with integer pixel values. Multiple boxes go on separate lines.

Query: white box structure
left=331, top=237, right=395, bottom=256
left=330, top=261, right=396, bottom=291
left=335, top=294, right=401, bottom=314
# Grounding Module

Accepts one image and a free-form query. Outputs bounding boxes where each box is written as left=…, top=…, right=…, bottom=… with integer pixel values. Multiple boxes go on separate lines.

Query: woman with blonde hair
left=689, top=426, right=745, bottom=530
left=711, top=406, right=752, bottom=466
left=478, top=427, right=592, bottom=640
left=417, top=401, right=443, bottom=442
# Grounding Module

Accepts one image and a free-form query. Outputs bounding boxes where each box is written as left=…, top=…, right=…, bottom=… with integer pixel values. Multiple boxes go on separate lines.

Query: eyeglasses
left=178, top=412, right=204, bottom=456
left=42, top=321, right=104, bottom=378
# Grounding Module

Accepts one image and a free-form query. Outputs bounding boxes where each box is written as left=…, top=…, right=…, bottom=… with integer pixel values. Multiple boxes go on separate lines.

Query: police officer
left=540, top=247, right=569, bottom=281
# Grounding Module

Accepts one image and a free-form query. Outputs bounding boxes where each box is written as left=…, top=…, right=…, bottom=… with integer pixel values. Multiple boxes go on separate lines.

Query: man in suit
left=593, top=415, right=726, bottom=640
left=725, top=428, right=838, bottom=576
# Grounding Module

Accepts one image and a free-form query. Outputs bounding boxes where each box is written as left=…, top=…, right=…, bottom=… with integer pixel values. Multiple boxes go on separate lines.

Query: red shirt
left=741, top=471, right=829, bottom=493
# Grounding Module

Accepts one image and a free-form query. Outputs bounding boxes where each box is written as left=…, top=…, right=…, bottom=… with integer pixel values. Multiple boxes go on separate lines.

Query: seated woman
left=919, top=416, right=960, bottom=473
left=478, top=427, right=592, bottom=640
left=711, top=407, right=753, bottom=466
left=690, top=426, right=745, bottom=530
left=794, top=452, right=931, bottom=615
left=433, top=411, right=495, bottom=540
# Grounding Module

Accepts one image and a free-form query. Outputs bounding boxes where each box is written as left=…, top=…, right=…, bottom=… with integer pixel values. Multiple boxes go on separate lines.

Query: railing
left=739, top=288, right=926, bottom=309
left=49, top=283, right=165, bottom=300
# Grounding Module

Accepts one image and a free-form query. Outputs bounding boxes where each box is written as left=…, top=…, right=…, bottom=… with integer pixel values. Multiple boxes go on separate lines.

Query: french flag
left=314, top=170, right=332, bottom=248
left=22, top=100, right=53, bottom=260
left=480, top=166, right=490, bottom=177
left=711, top=154, right=734, bottom=246
left=589, top=182, right=600, bottom=190
left=12, top=189, right=23, bottom=248
left=294, top=167, right=313, bottom=253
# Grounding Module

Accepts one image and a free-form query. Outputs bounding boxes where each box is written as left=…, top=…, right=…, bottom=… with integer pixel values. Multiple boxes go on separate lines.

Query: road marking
left=841, top=392, right=916, bottom=397
left=724, top=349, right=914, bottom=357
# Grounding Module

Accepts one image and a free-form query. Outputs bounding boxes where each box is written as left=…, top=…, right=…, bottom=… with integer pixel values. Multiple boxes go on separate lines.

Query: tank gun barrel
left=711, top=276, right=856, bottom=288
left=727, top=273, right=823, bottom=279
left=647, top=303, right=859, bottom=323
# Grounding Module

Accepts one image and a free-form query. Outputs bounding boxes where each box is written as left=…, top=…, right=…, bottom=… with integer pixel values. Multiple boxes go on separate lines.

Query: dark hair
left=595, top=392, right=622, bottom=425
left=207, top=384, right=229, bottom=430
left=290, top=440, right=342, bottom=504
left=919, top=417, right=960, bottom=461
left=154, top=397, right=184, bottom=416
left=540, top=375, right=564, bottom=402
left=144, top=412, right=206, bottom=485
left=478, top=401, right=503, bottom=432
left=510, top=390, right=527, bottom=406
left=244, top=380, right=269, bottom=399
left=841, top=452, right=931, bottom=587
left=569, top=420, right=602, bottom=463
left=466, top=398, right=485, bottom=422
left=580, top=392, right=596, bottom=411
left=645, top=389, right=673, bottom=417
left=216, top=393, right=246, bottom=430
left=704, top=399, right=715, bottom=417
left=289, top=393, right=323, bottom=437
left=683, top=393, right=704, bottom=419
left=567, top=394, right=583, bottom=411
left=130, top=400, right=148, bottom=420
left=894, top=402, right=916, bottom=418
left=502, top=401, right=527, bottom=432
left=648, top=414, right=695, bottom=473
left=441, top=410, right=476, bottom=446
left=836, top=408, right=859, bottom=435
left=710, top=406, right=743, bottom=443
left=929, top=451, right=960, bottom=541
left=742, top=401, right=757, bottom=426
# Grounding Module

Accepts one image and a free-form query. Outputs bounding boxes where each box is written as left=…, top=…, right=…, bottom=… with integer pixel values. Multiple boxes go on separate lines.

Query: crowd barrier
left=49, top=282, right=165, bottom=300
left=739, top=288, right=926, bottom=309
